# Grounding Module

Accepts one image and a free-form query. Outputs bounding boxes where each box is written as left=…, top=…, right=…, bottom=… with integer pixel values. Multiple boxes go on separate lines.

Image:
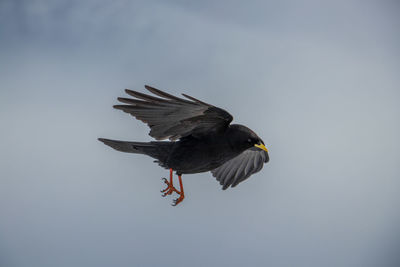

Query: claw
left=172, top=194, right=185, bottom=206
left=160, top=178, right=169, bottom=192
left=160, top=177, right=180, bottom=196
left=161, top=169, right=185, bottom=206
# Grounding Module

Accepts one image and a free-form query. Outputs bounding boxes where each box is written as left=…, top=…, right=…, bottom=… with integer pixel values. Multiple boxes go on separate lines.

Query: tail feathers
left=98, top=138, right=150, bottom=154
left=98, top=138, right=172, bottom=166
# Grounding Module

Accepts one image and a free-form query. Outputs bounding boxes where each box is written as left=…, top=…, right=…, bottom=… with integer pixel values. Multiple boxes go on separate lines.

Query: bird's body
left=167, top=132, right=238, bottom=174
left=99, top=85, right=269, bottom=205
left=101, top=124, right=262, bottom=175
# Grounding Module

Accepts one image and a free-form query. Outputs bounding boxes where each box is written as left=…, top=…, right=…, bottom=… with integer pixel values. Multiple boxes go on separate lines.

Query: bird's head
left=228, top=124, right=269, bottom=153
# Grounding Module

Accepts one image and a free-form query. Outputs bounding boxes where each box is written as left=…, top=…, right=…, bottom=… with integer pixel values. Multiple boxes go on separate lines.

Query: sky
left=0, top=0, right=399, bottom=266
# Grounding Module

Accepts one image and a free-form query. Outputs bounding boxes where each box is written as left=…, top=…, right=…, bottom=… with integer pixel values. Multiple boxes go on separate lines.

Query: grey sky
left=0, top=0, right=399, bottom=266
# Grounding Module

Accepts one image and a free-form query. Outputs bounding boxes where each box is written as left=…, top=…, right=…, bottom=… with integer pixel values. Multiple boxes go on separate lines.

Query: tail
left=98, top=138, right=172, bottom=165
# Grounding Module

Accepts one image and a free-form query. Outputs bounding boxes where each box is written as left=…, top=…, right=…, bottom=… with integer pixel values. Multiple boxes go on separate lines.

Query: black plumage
left=99, top=85, right=269, bottom=205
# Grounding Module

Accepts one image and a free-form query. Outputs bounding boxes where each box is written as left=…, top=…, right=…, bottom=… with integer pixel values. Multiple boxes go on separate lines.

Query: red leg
left=172, top=175, right=185, bottom=206
left=161, top=169, right=180, bottom=196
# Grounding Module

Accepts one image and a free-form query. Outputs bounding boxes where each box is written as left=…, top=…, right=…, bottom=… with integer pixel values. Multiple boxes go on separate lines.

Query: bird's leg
left=161, top=169, right=180, bottom=196
left=172, top=175, right=185, bottom=206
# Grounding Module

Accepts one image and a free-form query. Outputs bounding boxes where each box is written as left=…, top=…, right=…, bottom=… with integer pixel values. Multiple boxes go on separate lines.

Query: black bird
left=99, top=85, right=269, bottom=205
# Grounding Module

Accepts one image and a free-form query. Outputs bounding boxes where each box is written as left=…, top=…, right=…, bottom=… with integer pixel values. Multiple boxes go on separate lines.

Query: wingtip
left=144, top=85, right=163, bottom=95
left=117, top=97, right=133, bottom=104
left=125, top=88, right=134, bottom=95
left=113, top=105, right=125, bottom=110
left=144, top=84, right=155, bottom=91
left=181, top=93, right=210, bottom=105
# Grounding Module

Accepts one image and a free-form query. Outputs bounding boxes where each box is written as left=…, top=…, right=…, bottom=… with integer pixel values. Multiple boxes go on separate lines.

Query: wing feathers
left=125, top=89, right=170, bottom=103
left=212, top=148, right=269, bottom=189
left=145, top=85, right=193, bottom=104
left=181, top=93, right=212, bottom=106
left=113, top=85, right=233, bottom=140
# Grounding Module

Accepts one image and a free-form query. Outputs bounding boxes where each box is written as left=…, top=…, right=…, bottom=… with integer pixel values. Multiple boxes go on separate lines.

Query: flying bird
left=98, top=85, right=269, bottom=205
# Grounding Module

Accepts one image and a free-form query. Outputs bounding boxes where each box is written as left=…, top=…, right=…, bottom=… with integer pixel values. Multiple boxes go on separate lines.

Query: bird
left=98, top=85, right=269, bottom=206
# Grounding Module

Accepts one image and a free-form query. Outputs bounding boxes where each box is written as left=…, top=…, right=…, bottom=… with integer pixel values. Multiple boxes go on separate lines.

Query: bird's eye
left=247, top=138, right=252, bottom=143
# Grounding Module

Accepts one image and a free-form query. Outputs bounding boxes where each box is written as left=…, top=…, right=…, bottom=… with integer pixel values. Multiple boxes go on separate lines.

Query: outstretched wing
left=114, top=85, right=233, bottom=141
left=211, top=147, right=269, bottom=190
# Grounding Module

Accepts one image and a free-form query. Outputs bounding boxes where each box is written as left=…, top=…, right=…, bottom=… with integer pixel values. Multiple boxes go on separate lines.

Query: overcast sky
left=1, top=0, right=399, bottom=266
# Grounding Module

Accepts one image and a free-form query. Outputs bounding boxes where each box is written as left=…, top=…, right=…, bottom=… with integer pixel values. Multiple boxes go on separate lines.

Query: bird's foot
left=172, top=192, right=185, bottom=206
left=161, top=178, right=180, bottom=196
left=161, top=170, right=185, bottom=206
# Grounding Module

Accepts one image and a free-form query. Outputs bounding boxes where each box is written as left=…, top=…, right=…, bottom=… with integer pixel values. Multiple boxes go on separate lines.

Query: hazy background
left=1, top=0, right=399, bottom=266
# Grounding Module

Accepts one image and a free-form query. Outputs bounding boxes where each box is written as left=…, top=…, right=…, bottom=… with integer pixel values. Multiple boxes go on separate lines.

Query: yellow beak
left=254, top=143, right=268, bottom=152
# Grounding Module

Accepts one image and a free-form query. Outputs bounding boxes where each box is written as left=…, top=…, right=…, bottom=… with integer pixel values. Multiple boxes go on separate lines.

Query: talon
left=161, top=178, right=168, bottom=192
left=161, top=170, right=185, bottom=206
left=171, top=174, right=185, bottom=206
left=160, top=172, right=179, bottom=196
left=161, top=186, right=179, bottom=196
left=161, top=186, right=169, bottom=193
left=171, top=194, right=184, bottom=206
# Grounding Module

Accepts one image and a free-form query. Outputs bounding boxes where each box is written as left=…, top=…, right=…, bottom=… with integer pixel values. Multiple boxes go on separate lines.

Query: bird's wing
left=114, top=85, right=233, bottom=141
left=211, top=147, right=269, bottom=190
